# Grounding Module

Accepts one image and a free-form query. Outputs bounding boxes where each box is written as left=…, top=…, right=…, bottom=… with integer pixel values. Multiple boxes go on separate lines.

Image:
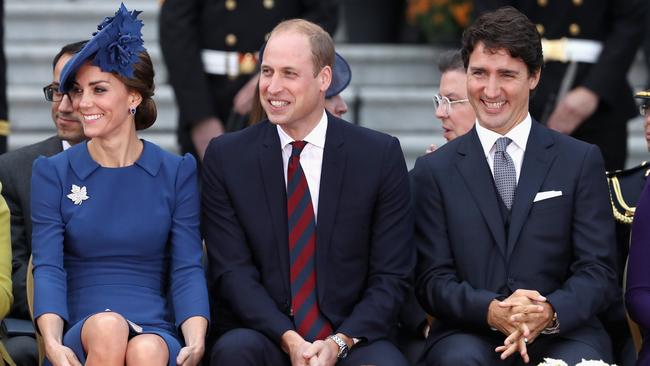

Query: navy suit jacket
left=412, top=121, right=617, bottom=351
left=202, top=113, right=414, bottom=344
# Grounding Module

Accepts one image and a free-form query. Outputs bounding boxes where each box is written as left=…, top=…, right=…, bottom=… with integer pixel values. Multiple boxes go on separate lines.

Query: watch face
left=339, top=347, right=349, bottom=359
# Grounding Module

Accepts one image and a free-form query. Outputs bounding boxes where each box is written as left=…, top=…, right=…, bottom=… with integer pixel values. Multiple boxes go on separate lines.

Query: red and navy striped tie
left=287, top=140, right=332, bottom=341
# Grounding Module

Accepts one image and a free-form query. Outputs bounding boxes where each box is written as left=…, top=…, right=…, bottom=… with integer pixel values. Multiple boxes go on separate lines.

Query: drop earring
left=129, top=107, right=136, bottom=115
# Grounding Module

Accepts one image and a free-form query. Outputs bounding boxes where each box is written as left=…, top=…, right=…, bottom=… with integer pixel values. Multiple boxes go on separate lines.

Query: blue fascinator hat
left=325, top=53, right=352, bottom=99
left=59, top=3, right=146, bottom=93
left=258, top=43, right=352, bottom=99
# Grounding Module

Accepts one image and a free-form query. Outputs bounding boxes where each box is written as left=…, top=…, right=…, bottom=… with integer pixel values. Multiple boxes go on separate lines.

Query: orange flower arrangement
left=406, top=0, right=473, bottom=44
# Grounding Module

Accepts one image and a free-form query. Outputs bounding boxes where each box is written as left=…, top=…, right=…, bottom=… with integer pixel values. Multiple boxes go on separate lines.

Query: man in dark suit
left=475, top=0, right=646, bottom=172
left=0, top=41, right=85, bottom=366
left=202, top=19, right=413, bottom=366
left=413, top=7, right=618, bottom=365
left=159, top=0, right=339, bottom=162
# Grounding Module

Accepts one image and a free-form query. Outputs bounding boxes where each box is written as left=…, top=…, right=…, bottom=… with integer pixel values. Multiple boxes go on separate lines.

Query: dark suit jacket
left=0, top=136, right=62, bottom=319
left=412, top=121, right=618, bottom=351
left=202, top=114, right=414, bottom=344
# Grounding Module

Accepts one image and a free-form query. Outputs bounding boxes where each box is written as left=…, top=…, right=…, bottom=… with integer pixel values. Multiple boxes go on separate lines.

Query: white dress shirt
left=475, top=113, right=532, bottom=184
left=277, top=110, right=328, bottom=221
left=62, top=140, right=72, bottom=151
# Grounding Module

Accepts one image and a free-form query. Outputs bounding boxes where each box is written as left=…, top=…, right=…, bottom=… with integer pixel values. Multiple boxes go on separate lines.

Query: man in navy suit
left=413, top=7, right=618, bottom=365
left=202, top=19, right=413, bottom=366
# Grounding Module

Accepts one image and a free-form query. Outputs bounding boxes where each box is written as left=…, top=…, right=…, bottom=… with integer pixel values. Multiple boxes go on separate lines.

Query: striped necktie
left=287, top=141, right=332, bottom=341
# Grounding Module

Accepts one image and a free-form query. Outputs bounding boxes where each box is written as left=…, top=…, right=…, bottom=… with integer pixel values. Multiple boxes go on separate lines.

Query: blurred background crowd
left=0, top=0, right=648, bottom=170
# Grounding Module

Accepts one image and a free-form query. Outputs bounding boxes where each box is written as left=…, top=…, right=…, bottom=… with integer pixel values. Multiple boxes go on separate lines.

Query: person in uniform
left=609, top=91, right=650, bottom=250
left=624, top=91, right=650, bottom=363
left=475, top=0, right=647, bottom=172
left=159, top=0, right=339, bottom=162
left=608, top=90, right=650, bottom=365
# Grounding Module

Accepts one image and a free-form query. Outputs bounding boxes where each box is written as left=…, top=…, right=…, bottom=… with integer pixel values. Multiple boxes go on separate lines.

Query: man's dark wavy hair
left=461, top=6, right=543, bottom=77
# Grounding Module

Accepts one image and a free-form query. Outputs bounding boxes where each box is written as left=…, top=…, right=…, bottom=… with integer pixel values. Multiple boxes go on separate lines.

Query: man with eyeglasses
left=427, top=50, right=476, bottom=153
left=0, top=41, right=86, bottom=366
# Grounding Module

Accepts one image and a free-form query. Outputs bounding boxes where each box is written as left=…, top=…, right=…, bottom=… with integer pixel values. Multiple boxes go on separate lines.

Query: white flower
left=67, top=184, right=89, bottom=205
left=537, top=359, right=568, bottom=366
left=537, top=359, right=616, bottom=366
left=576, top=360, right=616, bottom=366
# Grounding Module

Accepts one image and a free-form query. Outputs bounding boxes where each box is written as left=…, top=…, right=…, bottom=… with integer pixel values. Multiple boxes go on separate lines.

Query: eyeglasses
left=43, top=84, right=65, bottom=102
left=640, top=103, right=650, bottom=117
left=433, top=94, right=469, bottom=117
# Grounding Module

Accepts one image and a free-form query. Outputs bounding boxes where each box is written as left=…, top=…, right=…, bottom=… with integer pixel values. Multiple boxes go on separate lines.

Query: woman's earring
left=129, top=107, right=137, bottom=115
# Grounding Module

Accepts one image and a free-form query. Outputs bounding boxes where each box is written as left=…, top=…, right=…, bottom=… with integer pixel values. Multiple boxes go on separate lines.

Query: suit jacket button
left=225, top=33, right=237, bottom=47
left=225, top=0, right=236, bottom=11
left=569, top=23, right=580, bottom=36
left=263, top=0, right=274, bottom=9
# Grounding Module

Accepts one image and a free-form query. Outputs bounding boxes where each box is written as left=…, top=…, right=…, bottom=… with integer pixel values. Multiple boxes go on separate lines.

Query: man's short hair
left=269, top=19, right=335, bottom=76
left=461, top=6, right=543, bottom=77
left=438, top=50, right=465, bottom=74
left=52, top=41, right=87, bottom=70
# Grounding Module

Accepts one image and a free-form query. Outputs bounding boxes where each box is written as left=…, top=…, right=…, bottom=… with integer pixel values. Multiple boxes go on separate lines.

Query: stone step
left=6, top=43, right=440, bottom=88
left=5, top=1, right=160, bottom=45
left=7, top=44, right=169, bottom=87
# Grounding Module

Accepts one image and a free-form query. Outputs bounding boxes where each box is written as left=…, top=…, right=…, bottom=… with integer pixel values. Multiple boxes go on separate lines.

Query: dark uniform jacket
left=607, top=161, right=650, bottom=269
left=159, top=0, right=339, bottom=155
left=476, top=0, right=647, bottom=170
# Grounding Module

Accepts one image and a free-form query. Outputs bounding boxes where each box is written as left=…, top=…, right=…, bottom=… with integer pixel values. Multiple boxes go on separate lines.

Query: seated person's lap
left=420, top=331, right=611, bottom=366
left=211, top=328, right=409, bottom=366
left=55, top=311, right=180, bottom=366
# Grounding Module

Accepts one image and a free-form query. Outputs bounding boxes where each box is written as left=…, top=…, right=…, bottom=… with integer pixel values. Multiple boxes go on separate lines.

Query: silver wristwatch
left=327, top=334, right=349, bottom=359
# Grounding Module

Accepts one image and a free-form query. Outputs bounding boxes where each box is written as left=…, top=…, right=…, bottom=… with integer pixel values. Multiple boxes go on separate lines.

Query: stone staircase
left=5, top=0, right=649, bottom=169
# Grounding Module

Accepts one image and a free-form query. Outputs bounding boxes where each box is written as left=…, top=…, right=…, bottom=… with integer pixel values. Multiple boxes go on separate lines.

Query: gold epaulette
left=606, top=162, right=648, bottom=225
left=635, top=90, right=650, bottom=99
left=0, top=120, right=9, bottom=137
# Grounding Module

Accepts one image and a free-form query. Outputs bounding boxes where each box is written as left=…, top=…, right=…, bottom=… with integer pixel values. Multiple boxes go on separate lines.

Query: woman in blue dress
left=30, top=5, right=209, bottom=366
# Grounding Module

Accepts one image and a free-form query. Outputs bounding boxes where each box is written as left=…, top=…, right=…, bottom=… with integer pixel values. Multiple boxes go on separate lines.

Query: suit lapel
left=315, top=115, right=346, bottom=301
left=456, top=129, right=507, bottom=259
left=259, top=122, right=291, bottom=293
left=43, top=136, right=64, bottom=156
left=506, top=121, right=557, bottom=259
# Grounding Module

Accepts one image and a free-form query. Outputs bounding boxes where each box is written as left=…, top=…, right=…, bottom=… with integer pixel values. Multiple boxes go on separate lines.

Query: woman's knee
left=126, top=334, right=168, bottom=366
left=81, top=312, right=130, bottom=346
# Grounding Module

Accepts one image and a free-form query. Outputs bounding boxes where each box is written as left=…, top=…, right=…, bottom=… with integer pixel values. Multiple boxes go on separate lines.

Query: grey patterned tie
left=494, top=137, right=516, bottom=209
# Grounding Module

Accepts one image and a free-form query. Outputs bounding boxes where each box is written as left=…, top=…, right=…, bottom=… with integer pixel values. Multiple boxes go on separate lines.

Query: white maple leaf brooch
left=67, top=184, right=89, bottom=205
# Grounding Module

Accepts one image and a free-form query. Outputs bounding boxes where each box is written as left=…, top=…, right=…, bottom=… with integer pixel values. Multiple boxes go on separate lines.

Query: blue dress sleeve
left=169, top=154, right=210, bottom=328
left=31, top=156, right=68, bottom=322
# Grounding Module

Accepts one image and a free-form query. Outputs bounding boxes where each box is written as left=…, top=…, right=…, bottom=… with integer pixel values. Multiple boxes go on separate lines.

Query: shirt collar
left=277, top=109, right=328, bottom=150
left=68, top=139, right=161, bottom=180
left=475, top=113, right=532, bottom=156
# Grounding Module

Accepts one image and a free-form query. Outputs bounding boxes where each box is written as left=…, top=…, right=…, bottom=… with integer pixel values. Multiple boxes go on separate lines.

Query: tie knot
left=290, top=141, right=308, bottom=157
left=495, top=137, right=512, bottom=153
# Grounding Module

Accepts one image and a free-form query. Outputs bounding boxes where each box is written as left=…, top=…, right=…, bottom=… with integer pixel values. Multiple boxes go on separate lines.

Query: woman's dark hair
left=116, top=50, right=157, bottom=130
left=461, top=6, right=543, bottom=77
